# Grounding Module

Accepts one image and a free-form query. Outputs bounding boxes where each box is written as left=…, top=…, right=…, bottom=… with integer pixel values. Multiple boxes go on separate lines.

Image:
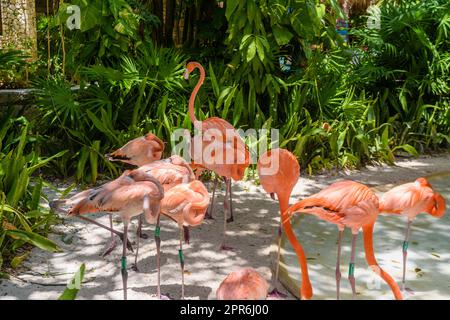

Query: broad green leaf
left=246, top=41, right=257, bottom=62
left=272, top=25, right=293, bottom=46
left=11, top=252, right=29, bottom=269
left=58, top=264, right=86, bottom=300
left=394, top=144, right=419, bottom=157
left=225, top=0, right=240, bottom=19
left=6, top=230, right=61, bottom=252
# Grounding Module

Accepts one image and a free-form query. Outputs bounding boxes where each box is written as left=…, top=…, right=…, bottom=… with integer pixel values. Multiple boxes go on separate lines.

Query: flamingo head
left=430, top=192, right=446, bottom=218
left=184, top=61, right=202, bottom=80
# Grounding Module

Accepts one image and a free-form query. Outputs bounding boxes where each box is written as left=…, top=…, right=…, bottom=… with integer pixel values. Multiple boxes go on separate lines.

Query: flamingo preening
left=55, top=133, right=166, bottom=257
left=380, top=177, right=446, bottom=291
left=159, top=180, right=210, bottom=299
left=257, top=148, right=312, bottom=299
left=216, top=268, right=269, bottom=300
left=184, top=61, right=250, bottom=250
left=66, top=170, right=164, bottom=300
left=285, top=180, right=403, bottom=300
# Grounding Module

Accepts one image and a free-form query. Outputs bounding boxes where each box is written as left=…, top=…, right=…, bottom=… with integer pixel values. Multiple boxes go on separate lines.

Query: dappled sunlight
left=1, top=166, right=450, bottom=300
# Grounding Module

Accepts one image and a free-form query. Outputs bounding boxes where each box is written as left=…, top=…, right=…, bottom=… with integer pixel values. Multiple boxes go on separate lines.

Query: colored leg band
left=348, top=262, right=355, bottom=277
left=121, top=257, right=127, bottom=270
left=155, top=226, right=161, bottom=238
left=403, top=241, right=409, bottom=252
left=178, top=249, right=184, bottom=264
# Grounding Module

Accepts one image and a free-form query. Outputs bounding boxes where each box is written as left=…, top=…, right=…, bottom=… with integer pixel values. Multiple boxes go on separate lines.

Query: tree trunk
left=153, top=0, right=164, bottom=45
left=164, top=0, right=175, bottom=46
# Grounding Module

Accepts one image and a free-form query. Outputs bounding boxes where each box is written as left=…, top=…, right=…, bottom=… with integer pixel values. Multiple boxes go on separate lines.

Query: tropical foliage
left=0, top=110, right=61, bottom=272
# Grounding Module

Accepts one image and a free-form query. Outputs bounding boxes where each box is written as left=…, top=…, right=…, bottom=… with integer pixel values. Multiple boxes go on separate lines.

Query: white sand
left=1, top=153, right=449, bottom=300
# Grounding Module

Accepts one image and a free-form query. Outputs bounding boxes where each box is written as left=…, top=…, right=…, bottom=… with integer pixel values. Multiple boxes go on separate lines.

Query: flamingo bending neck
left=279, top=193, right=313, bottom=300
left=362, top=224, right=403, bottom=300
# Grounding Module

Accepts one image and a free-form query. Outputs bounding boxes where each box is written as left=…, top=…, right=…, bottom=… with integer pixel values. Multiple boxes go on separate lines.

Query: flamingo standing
left=53, top=153, right=195, bottom=259
left=216, top=268, right=269, bottom=300
left=110, top=152, right=196, bottom=247
left=157, top=180, right=210, bottom=299
left=379, top=177, right=446, bottom=291
left=257, top=148, right=312, bottom=299
left=60, top=133, right=166, bottom=256
left=66, top=170, right=164, bottom=300
left=285, top=180, right=403, bottom=300
left=184, top=61, right=250, bottom=250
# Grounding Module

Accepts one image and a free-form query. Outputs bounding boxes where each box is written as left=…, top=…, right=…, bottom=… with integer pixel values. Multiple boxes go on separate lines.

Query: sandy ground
left=0, top=153, right=449, bottom=300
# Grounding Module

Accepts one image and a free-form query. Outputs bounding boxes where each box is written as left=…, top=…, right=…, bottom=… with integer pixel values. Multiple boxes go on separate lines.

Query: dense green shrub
left=0, top=111, right=61, bottom=271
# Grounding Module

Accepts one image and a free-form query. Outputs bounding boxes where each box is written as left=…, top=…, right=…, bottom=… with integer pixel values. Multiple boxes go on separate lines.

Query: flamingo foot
left=268, top=288, right=287, bottom=298
left=404, top=287, right=415, bottom=296
left=139, top=233, right=149, bottom=240
left=226, top=216, right=234, bottom=223
left=220, top=244, right=233, bottom=251
left=159, top=293, right=172, bottom=300
left=101, top=239, right=118, bottom=257
left=131, top=264, right=139, bottom=272
left=205, top=211, right=215, bottom=220
left=117, top=234, right=134, bottom=253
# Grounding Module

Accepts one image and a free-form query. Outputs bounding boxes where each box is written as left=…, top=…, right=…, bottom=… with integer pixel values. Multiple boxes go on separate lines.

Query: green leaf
left=89, top=140, right=101, bottom=184
left=225, top=0, right=240, bottom=19
left=6, top=230, right=61, bottom=252
left=30, top=179, right=43, bottom=211
left=58, top=264, right=86, bottom=300
left=272, top=25, right=293, bottom=46
left=27, top=150, right=68, bottom=175
left=255, top=38, right=265, bottom=61
left=247, top=40, right=257, bottom=62
left=393, top=144, right=419, bottom=157
left=11, top=252, right=29, bottom=269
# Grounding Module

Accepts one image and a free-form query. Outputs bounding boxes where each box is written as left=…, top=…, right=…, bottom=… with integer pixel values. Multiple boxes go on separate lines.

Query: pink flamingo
left=67, top=170, right=164, bottom=300
left=380, top=177, right=446, bottom=291
left=106, top=133, right=164, bottom=167
left=157, top=180, right=210, bottom=299
left=257, top=148, right=312, bottom=299
left=184, top=61, right=250, bottom=250
left=285, top=180, right=403, bottom=300
left=217, top=268, right=269, bottom=300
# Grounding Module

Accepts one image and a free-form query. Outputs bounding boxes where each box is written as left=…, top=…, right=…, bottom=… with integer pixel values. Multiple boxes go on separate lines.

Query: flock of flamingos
left=52, top=62, right=446, bottom=300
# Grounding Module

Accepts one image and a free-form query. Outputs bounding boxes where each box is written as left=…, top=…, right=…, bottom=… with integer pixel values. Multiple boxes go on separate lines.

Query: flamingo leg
left=121, top=220, right=129, bottom=300
left=179, top=228, right=185, bottom=299
left=154, top=215, right=162, bottom=299
left=220, top=178, right=233, bottom=250
left=132, top=215, right=143, bottom=272
left=183, top=226, right=190, bottom=244
left=227, top=181, right=234, bottom=223
left=76, top=216, right=133, bottom=253
left=268, top=221, right=287, bottom=298
left=336, top=229, right=344, bottom=300
left=205, top=175, right=218, bottom=220
left=137, top=216, right=149, bottom=240
left=102, top=215, right=118, bottom=257
left=402, top=220, right=413, bottom=291
left=153, top=215, right=170, bottom=300
left=348, top=233, right=358, bottom=299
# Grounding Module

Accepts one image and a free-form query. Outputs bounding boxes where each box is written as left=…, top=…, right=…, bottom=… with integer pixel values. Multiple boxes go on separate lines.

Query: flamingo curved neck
left=188, top=64, right=205, bottom=129
left=279, top=194, right=313, bottom=299
left=362, top=224, right=403, bottom=300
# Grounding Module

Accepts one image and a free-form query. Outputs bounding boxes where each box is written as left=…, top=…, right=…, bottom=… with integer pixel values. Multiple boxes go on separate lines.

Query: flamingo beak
left=270, top=193, right=276, bottom=200
left=183, top=69, right=189, bottom=80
